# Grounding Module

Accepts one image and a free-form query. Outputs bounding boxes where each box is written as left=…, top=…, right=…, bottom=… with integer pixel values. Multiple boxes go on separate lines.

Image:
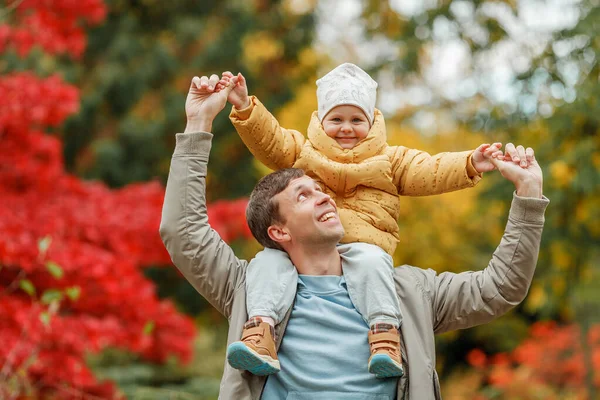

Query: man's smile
left=318, top=211, right=337, bottom=222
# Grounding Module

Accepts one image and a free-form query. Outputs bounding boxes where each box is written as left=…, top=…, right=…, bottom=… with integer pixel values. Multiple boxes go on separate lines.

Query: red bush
left=0, top=2, right=251, bottom=398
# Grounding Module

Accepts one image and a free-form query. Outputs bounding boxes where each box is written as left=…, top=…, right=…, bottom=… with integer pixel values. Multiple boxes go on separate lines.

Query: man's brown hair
left=246, top=168, right=305, bottom=251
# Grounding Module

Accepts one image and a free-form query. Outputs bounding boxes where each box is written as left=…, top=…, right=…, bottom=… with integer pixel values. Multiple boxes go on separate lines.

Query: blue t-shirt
left=261, top=275, right=398, bottom=400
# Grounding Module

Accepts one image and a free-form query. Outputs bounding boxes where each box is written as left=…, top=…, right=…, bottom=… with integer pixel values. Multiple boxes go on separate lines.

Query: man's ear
left=267, top=224, right=291, bottom=244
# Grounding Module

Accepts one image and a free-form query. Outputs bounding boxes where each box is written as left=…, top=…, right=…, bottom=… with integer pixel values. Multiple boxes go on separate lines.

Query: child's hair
left=246, top=168, right=306, bottom=250
left=316, top=63, right=378, bottom=124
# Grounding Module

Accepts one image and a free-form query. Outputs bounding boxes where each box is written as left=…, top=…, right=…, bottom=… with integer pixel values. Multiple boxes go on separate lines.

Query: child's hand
left=472, top=142, right=503, bottom=173
left=221, top=71, right=250, bottom=110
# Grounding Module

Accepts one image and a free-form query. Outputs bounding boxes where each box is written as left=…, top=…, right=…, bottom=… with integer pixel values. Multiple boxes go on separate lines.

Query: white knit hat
left=316, top=63, right=377, bottom=124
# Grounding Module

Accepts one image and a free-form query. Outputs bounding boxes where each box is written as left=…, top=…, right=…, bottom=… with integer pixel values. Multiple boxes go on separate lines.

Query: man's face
left=270, top=176, right=344, bottom=247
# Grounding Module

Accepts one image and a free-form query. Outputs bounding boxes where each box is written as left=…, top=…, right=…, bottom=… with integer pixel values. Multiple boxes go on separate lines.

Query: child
left=219, top=63, right=501, bottom=378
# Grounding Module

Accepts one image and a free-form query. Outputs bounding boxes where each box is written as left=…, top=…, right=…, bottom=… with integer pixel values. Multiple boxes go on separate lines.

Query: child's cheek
left=324, top=127, right=337, bottom=139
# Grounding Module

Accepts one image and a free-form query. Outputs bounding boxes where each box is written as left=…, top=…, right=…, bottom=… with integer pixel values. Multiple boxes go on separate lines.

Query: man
left=160, top=74, right=548, bottom=399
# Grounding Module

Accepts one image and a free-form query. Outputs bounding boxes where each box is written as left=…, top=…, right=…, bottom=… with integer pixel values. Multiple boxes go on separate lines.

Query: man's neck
left=286, top=244, right=342, bottom=276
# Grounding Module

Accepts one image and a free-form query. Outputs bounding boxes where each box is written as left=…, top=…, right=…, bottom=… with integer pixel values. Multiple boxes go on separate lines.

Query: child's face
left=321, top=105, right=370, bottom=149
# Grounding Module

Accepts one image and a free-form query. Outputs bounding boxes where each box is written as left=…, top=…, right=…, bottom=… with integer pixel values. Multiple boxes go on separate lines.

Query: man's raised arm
left=159, top=75, right=246, bottom=318
left=427, top=145, right=549, bottom=333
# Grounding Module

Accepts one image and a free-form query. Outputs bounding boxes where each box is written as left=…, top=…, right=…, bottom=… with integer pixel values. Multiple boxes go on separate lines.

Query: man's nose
left=316, top=191, right=331, bottom=205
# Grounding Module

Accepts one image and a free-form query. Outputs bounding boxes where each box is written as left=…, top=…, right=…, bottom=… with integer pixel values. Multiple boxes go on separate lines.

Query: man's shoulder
left=393, top=264, right=437, bottom=279
left=393, top=265, right=437, bottom=299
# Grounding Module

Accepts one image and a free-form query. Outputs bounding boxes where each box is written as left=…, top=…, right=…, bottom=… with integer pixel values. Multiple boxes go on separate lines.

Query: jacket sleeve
left=388, top=146, right=482, bottom=196
left=425, top=193, right=549, bottom=334
left=229, top=96, right=305, bottom=170
left=159, top=132, right=247, bottom=319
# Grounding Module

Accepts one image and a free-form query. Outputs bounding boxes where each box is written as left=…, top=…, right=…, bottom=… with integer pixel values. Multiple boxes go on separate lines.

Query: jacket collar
left=307, top=109, right=387, bottom=163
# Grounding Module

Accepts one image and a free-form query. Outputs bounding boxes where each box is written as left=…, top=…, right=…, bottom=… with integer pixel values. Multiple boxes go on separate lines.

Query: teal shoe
left=368, top=353, right=404, bottom=378
left=368, top=326, right=404, bottom=379
left=226, top=341, right=281, bottom=376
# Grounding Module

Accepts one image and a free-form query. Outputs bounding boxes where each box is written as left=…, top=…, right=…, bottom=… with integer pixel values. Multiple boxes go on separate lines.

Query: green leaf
left=38, top=236, right=52, bottom=255
left=41, top=289, right=63, bottom=305
left=45, top=261, right=63, bottom=279
left=143, top=321, right=155, bottom=335
left=65, top=286, right=81, bottom=301
left=19, top=280, right=36, bottom=296
left=39, top=312, right=51, bottom=327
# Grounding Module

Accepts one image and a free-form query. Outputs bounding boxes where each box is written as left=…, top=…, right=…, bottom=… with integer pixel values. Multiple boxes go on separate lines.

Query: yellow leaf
left=253, top=158, right=273, bottom=178
left=549, top=160, right=572, bottom=188
left=275, top=80, right=317, bottom=132
left=550, top=242, right=572, bottom=271
left=242, top=31, right=283, bottom=73
left=551, top=277, right=565, bottom=295
left=575, top=199, right=589, bottom=223
left=592, top=152, right=600, bottom=170
left=298, top=48, right=319, bottom=70
left=525, top=284, right=546, bottom=312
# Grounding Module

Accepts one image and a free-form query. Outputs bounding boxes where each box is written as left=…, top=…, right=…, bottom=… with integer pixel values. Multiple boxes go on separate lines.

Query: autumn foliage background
left=0, top=0, right=598, bottom=399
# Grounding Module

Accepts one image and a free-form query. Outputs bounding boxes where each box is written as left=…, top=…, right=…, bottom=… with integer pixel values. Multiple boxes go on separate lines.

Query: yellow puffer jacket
left=230, top=96, right=482, bottom=255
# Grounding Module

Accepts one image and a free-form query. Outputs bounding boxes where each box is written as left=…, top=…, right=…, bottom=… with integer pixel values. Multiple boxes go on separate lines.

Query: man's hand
left=472, top=142, right=503, bottom=173
left=499, top=142, right=531, bottom=168
left=488, top=144, right=543, bottom=198
left=184, top=74, right=237, bottom=133
left=222, top=71, right=250, bottom=110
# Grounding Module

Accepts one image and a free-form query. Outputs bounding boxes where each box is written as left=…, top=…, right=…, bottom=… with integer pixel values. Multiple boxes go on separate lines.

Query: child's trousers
left=245, top=242, right=403, bottom=327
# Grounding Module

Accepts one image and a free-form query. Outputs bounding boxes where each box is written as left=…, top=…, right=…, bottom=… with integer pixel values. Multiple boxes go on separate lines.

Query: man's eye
left=298, top=193, right=307, bottom=201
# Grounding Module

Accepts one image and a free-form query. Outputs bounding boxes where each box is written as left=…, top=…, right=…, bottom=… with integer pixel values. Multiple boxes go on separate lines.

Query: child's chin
left=337, top=142, right=356, bottom=149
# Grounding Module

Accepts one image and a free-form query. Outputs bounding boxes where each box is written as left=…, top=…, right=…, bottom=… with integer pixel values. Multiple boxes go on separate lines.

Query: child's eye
left=353, top=118, right=363, bottom=123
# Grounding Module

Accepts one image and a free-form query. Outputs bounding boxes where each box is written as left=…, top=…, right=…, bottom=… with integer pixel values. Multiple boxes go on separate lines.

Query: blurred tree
left=0, top=0, right=256, bottom=397
left=62, top=0, right=319, bottom=201
left=57, top=1, right=321, bottom=348
left=2, top=0, right=596, bottom=397
left=0, top=1, right=195, bottom=397
left=461, top=320, right=600, bottom=399
left=355, top=0, right=600, bottom=388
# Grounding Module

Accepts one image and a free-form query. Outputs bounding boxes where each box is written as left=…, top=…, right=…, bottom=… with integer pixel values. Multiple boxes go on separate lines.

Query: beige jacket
left=230, top=97, right=482, bottom=255
left=160, top=132, right=548, bottom=400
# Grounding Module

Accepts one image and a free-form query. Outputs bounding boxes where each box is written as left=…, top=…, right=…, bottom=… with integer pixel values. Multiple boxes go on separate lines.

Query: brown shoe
left=368, top=325, right=404, bottom=378
left=226, top=318, right=280, bottom=376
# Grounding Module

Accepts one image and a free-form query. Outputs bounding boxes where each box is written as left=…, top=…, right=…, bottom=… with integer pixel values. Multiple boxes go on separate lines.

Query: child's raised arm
left=223, top=72, right=305, bottom=171
left=388, top=143, right=502, bottom=196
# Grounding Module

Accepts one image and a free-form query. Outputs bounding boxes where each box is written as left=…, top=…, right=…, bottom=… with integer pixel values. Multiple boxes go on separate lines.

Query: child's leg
left=339, top=242, right=402, bottom=327
left=339, top=242, right=404, bottom=378
left=227, top=247, right=297, bottom=376
left=246, top=247, right=298, bottom=324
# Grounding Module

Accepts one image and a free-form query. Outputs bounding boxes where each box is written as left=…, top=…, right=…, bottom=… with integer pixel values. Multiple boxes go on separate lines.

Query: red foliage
left=470, top=321, right=600, bottom=395
left=208, top=198, right=252, bottom=243
left=0, top=0, right=106, bottom=58
left=0, top=2, right=251, bottom=399
left=466, top=348, right=487, bottom=369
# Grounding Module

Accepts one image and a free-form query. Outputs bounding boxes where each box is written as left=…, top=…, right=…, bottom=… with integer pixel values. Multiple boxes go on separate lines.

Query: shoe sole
left=368, top=354, right=404, bottom=379
left=226, top=342, right=281, bottom=376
